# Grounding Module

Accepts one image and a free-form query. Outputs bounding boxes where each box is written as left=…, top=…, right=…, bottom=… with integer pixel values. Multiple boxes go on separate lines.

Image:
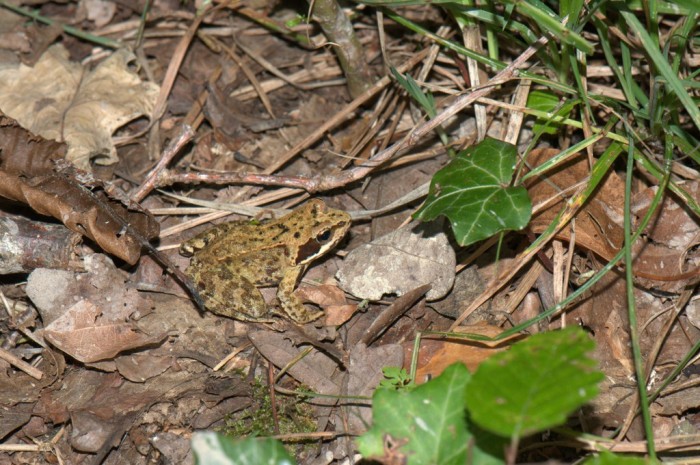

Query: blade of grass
left=641, top=0, right=660, bottom=49
left=494, top=141, right=672, bottom=340
left=513, top=0, right=594, bottom=54
left=623, top=132, right=656, bottom=459
left=458, top=7, right=538, bottom=45
left=519, top=122, right=612, bottom=182
left=670, top=15, right=698, bottom=74
left=0, top=0, right=121, bottom=48
left=620, top=8, right=700, bottom=130
left=626, top=0, right=697, bottom=14
left=593, top=16, right=640, bottom=109
left=381, top=8, right=588, bottom=95
left=359, top=0, right=594, bottom=53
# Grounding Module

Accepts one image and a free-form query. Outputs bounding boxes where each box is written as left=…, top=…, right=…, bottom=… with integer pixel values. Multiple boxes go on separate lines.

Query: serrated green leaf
left=582, top=450, right=656, bottom=465
left=414, top=138, right=532, bottom=246
left=358, top=363, right=505, bottom=465
left=192, top=433, right=294, bottom=465
left=466, top=327, right=603, bottom=438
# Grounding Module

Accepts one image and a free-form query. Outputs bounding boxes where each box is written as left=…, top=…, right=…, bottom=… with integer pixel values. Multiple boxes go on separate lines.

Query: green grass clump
left=219, top=378, right=316, bottom=439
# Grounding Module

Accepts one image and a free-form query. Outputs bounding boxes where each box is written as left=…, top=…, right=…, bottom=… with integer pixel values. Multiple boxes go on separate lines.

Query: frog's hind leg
left=194, top=265, right=269, bottom=321
left=277, top=266, right=324, bottom=324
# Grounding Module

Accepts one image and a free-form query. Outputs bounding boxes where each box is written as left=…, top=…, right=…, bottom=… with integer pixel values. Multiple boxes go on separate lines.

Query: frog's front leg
left=189, top=262, right=271, bottom=321
left=277, top=266, right=324, bottom=324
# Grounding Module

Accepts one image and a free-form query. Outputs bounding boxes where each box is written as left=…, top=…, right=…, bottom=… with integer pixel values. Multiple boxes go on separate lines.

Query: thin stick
left=0, top=347, right=43, bottom=380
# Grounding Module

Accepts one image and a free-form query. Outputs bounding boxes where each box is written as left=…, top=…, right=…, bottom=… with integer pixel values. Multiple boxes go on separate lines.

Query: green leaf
left=582, top=450, right=656, bottom=465
left=357, top=364, right=470, bottom=464
left=379, top=366, right=414, bottom=390
left=192, top=433, right=295, bottom=465
left=527, top=90, right=577, bottom=135
left=466, top=327, right=604, bottom=438
left=359, top=364, right=484, bottom=465
left=391, top=68, right=437, bottom=118
left=414, top=138, right=532, bottom=246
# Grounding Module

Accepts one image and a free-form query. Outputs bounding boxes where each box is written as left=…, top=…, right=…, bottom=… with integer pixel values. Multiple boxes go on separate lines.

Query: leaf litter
left=0, top=2, right=697, bottom=464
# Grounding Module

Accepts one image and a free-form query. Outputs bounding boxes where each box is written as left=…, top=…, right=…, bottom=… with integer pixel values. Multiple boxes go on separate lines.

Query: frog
left=179, top=199, right=351, bottom=323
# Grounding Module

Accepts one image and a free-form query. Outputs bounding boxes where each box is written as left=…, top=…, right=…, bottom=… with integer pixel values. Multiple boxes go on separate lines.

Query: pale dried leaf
left=27, top=254, right=153, bottom=325
left=0, top=44, right=159, bottom=169
left=337, top=222, right=456, bottom=301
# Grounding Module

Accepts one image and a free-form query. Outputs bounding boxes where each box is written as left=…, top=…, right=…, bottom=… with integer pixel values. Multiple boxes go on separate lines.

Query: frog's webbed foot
left=191, top=264, right=269, bottom=321
left=278, top=267, right=324, bottom=324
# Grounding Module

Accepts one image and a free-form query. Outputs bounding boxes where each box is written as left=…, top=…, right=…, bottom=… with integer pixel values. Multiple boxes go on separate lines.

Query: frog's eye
left=316, top=229, right=333, bottom=243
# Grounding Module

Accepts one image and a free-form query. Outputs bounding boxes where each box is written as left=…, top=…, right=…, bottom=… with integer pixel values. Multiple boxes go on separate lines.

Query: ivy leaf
left=414, top=138, right=531, bottom=246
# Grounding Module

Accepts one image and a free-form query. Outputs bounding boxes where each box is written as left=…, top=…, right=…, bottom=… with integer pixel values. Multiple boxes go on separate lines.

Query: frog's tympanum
left=179, top=200, right=351, bottom=323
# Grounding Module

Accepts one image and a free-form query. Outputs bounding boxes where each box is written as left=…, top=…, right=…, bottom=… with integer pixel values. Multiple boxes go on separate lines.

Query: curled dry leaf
left=295, top=284, right=356, bottom=326
left=0, top=116, right=159, bottom=265
left=0, top=44, right=159, bottom=169
left=337, top=222, right=456, bottom=302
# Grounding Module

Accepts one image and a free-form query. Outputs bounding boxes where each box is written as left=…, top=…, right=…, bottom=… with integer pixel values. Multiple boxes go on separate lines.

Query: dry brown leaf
left=114, top=354, right=175, bottom=383
left=629, top=182, right=700, bottom=288
left=0, top=116, right=159, bottom=264
left=248, top=330, right=340, bottom=404
left=406, top=323, right=523, bottom=383
left=345, top=343, right=403, bottom=430
left=526, top=148, right=625, bottom=261
left=42, top=300, right=164, bottom=363
left=0, top=44, right=158, bottom=169
left=32, top=366, right=197, bottom=454
left=526, top=148, right=700, bottom=285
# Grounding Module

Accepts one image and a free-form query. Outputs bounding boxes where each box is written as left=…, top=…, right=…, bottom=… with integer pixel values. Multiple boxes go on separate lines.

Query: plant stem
left=309, top=0, right=373, bottom=98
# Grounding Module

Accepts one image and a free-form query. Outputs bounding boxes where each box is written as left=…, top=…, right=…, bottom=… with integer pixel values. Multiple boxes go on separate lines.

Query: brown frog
left=179, top=200, right=351, bottom=323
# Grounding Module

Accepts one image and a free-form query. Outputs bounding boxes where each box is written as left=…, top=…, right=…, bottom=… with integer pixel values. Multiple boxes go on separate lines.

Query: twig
left=160, top=182, right=429, bottom=221
left=0, top=347, right=43, bottom=379
left=151, top=3, right=237, bottom=122
left=131, top=125, right=195, bottom=202
left=309, top=0, right=374, bottom=98
left=157, top=36, right=547, bottom=194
